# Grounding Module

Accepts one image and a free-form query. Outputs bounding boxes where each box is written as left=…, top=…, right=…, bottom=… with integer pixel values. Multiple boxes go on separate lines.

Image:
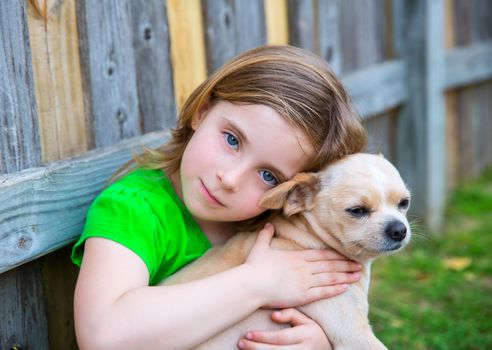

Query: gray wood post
left=393, top=0, right=446, bottom=232
left=0, top=2, right=49, bottom=349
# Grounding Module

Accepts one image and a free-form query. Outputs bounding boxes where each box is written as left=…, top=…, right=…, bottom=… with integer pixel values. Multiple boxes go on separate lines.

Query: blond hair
left=115, top=45, right=366, bottom=185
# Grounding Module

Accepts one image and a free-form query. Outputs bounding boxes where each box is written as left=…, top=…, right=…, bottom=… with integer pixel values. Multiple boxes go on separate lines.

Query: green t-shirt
left=71, top=168, right=212, bottom=286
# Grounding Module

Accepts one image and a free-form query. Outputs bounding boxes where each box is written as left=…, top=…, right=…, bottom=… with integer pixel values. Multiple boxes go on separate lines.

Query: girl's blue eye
left=224, top=132, right=239, bottom=149
left=260, top=170, right=278, bottom=186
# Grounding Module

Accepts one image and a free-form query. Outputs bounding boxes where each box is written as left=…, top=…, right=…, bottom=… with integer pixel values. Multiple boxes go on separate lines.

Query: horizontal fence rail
left=0, top=131, right=167, bottom=273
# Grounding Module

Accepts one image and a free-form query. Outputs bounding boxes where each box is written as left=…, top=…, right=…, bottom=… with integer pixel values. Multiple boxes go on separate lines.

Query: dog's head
left=260, top=153, right=411, bottom=261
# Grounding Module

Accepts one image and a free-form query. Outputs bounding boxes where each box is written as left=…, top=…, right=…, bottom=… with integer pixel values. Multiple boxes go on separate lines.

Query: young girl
left=72, top=45, right=367, bottom=349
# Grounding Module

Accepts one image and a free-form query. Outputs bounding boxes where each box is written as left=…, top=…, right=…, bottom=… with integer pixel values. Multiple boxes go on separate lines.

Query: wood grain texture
left=342, top=59, right=408, bottom=119
left=264, top=0, right=288, bottom=45
left=445, top=41, right=492, bottom=89
left=77, top=0, right=141, bottom=148
left=453, top=0, right=492, bottom=181
left=393, top=0, right=447, bottom=232
left=0, top=1, right=41, bottom=174
left=202, top=0, right=266, bottom=73
left=0, top=3, right=49, bottom=348
left=27, top=0, right=88, bottom=163
left=0, top=131, right=168, bottom=274
left=287, top=0, right=314, bottom=51
left=167, top=0, right=207, bottom=109
left=130, top=0, right=177, bottom=132
left=317, top=0, right=342, bottom=74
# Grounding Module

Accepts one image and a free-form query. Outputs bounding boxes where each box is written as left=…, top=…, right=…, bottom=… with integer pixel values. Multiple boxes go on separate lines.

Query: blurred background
left=0, top=0, right=491, bottom=348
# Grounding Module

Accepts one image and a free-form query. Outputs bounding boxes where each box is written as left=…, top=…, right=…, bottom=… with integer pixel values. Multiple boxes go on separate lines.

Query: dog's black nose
left=385, top=220, right=407, bottom=242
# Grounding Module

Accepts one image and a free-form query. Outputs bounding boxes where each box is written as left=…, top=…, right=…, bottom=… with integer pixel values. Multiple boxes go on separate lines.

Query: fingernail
left=246, top=332, right=253, bottom=340
left=353, top=272, right=360, bottom=279
left=238, top=340, right=245, bottom=348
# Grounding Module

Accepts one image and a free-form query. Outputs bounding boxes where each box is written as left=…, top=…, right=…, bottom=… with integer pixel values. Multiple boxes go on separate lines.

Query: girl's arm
left=74, top=225, right=360, bottom=350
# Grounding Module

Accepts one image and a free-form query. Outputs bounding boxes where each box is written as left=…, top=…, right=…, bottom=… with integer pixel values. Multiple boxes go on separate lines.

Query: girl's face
left=175, top=101, right=314, bottom=230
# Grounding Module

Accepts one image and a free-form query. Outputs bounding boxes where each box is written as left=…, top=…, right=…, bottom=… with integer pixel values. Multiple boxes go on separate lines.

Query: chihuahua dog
left=162, top=153, right=411, bottom=349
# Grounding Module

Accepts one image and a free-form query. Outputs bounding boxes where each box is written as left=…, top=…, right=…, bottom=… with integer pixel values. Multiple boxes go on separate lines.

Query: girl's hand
left=244, top=223, right=361, bottom=308
left=238, top=308, right=332, bottom=350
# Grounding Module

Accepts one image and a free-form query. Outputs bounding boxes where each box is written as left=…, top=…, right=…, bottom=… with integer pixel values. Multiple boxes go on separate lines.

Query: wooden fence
left=1, top=0, right=491, bottom=348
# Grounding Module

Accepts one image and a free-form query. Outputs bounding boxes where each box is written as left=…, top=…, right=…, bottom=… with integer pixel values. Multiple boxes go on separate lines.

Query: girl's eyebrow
left=224, top=118, right=248, bottom=144
left=224, top=118, right=289, bottom=181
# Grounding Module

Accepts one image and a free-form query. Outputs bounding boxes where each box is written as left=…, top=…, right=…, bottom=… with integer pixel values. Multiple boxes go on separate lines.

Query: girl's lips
left=199, top=180, right=224, bottom=206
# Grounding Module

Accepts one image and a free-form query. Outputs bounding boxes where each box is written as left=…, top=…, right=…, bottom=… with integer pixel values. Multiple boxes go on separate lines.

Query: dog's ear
left=259, top=173, right=320, bottom=217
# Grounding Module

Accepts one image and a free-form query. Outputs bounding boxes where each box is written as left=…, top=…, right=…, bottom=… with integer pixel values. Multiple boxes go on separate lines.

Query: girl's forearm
left=85, top=264, right=264, bottom=350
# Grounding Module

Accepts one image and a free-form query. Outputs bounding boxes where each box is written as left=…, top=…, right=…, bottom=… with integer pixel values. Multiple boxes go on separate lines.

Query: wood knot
left=144, top=27, right=152, bottom=41
left=17, top=234, right=33, bottom=251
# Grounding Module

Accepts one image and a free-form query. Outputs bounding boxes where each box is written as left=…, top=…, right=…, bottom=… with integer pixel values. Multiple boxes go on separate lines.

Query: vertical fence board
left=77, top=0, right=141, bottom=148
left=287, top=0, right=315, bottom=51
left=0, top=2, right=41, bottom=173
left=337, top=0, right=393, bottom=161
left=265, top=0, right=289, bottom=45
left=202, top=0, right=236, bottom=73
left=233, top=0, right=267, bottom=52
left=130, top=0, right=177, bottom=132
left=394, top=0, right=446, bottom=232
left=453, top=0, right=492, bottom=180
left=167, top=0, right=207, bottom=109
left=27, top=2, right=86, bottom=346
left=317, top=0, right=342, bottom=74
left=0, top=3, right=49, bottom=349
left=27, top=0, right=88, bottom=163
left=202, top=0, right=266, bottom=73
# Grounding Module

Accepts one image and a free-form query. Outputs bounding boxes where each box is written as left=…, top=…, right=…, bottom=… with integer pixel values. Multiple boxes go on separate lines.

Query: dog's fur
left=161, top=153, right=411, bottom=349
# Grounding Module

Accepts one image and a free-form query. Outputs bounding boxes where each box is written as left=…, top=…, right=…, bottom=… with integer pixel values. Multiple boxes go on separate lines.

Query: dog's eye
left=346, top=206, right=370, bottom=218
left=398, top=198, right=410, bottom=209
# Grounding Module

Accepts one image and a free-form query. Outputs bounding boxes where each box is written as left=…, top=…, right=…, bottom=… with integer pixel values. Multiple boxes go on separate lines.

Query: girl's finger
left=254, top=223, right=275, bottom=247
left=302, top=249, right=352, bottom=262
left=240, top=310, right=314, bottom=348
left=241, top=327, right=301, bottom=346
left=238, top=337, right=299, bottom=350
left=271, top=308, right=312, bottom=327
left=305, top=284, right=348, bottom=303
left=311, top=272, right=360, bottom=287
left=309, top=260, right=362, bottom=274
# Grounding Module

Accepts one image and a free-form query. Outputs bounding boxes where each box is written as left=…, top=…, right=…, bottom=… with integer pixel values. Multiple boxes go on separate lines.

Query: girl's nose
left=217, top=168, right=242, bottom=192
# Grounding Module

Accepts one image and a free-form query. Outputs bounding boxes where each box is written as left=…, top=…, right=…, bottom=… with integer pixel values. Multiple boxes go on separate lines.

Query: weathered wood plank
left=77, top=0, right=141, bottom=148
left=445, top=41, right=492, bottom=89
left=317, top=0, right=342, bottom=74
left=167, top=0, right=207, bottom=109
left=27, top=0, right=88, bottom=163
left=342, top=60, right=408, bottom=119
left=202, top=0, right=236, bottom=73
left=0, top=2, right=49, bottom=348
left=202, top=0, right=267, bottom=73
left=287, top=0, right=315, bottom=51
left=0, top=131, right=168, bottom=274
left=265, top=0, right=288, bottom=45
left=393, top=0, right=447, bottom=232
left=233, top=0, right=266, bottom=52
left=339, top=0, right=388, bottom=73
left=130, top=0, right=177, bottom=132
left=0, top=1, right=41, bottom=174
left=453, top=0, right=492, bottom=181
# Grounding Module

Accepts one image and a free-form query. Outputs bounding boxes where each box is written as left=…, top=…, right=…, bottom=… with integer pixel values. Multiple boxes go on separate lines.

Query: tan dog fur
left=161, top=153, right=411, bottom=349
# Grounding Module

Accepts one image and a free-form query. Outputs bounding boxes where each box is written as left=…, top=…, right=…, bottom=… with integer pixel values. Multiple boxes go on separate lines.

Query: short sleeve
left=71, top=186, right=166, bottom=280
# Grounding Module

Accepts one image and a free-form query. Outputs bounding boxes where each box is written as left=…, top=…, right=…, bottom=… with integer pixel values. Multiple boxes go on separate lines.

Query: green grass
left=369, top=168, right=492, bottom=350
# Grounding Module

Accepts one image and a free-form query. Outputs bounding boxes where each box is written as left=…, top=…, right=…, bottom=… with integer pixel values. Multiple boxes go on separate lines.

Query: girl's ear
left=259, top=173, right=320, bottom=217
